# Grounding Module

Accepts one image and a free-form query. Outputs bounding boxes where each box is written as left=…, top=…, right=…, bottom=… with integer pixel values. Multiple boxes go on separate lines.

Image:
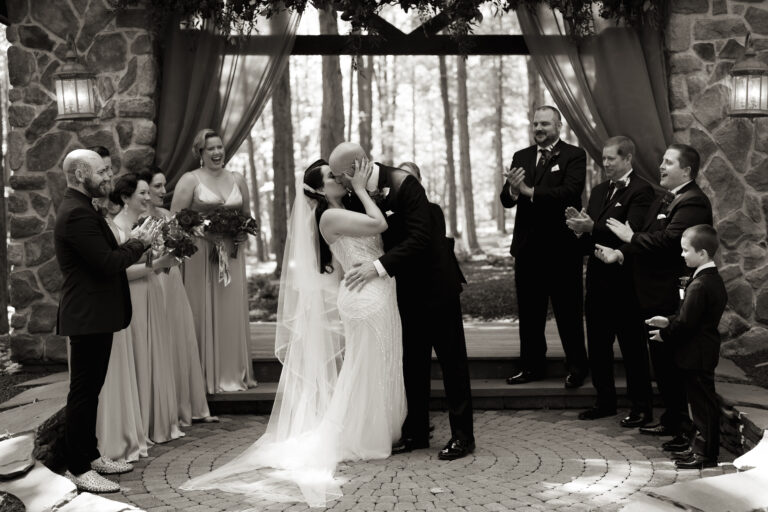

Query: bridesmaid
left=140, top=167, right=218, bottom=425
left=171, top=129, right=256, bottom=393
left=111, top=174, right=185, bottom=444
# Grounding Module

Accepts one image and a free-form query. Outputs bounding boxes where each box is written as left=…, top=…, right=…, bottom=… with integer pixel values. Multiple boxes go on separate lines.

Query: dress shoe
left=391, top=437, right=429, bottom=455
left=65, top=470, right=120, bottom=493
left=564, top=373, right=586, bottom=389
left=639, top=424, right=674, bottom=436
left=90, top=456, right=132, bottom=475
left=675, top=454, right=717, bottom=470
left=506, top=370, right=541, bottom=385
left=662, top=435, right=690, bottom=452
left=620, top=412, right=652, bottom=428
left=438, top=438, right=475, bottom=461
left=578, top=407, right=616, bottom=420
left=670, top=448, right=694, bottom=460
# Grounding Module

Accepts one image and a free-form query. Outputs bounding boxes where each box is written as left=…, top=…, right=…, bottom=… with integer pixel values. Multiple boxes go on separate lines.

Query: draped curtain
left=155, top=11, right=300, bottom=192
left=517, top=6, right=673, bottom=185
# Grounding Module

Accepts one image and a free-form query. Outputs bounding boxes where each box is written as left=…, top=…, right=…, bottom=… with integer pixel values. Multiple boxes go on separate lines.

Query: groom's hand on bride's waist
left=345, top=261, right=378, bottom=291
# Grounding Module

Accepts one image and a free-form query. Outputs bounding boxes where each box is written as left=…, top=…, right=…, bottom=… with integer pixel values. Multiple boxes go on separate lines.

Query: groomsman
left=565, top=136, right=654, bottom=426
left=501, top=106, right=588, bottom=387
left=595, top=143, right=713, bottom=450
left=55, top=149, right=155, bottom=492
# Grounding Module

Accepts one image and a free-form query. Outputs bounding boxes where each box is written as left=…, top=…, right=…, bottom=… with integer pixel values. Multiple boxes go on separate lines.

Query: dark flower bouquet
left=203, top=207, right=259, bottom=286
left=174, top=208, right=205, bottom=234
left=161, top=217, right=199, bottom=260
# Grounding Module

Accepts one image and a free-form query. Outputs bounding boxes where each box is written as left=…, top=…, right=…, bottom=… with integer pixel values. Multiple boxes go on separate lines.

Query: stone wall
left=6, top=0, right=157, bottom=362
left=666, top=0, right=768, bottom=354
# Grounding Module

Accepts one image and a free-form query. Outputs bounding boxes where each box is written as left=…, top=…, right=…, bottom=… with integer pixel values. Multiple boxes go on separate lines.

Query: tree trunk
left=319, top=6, right=345, bottom=158
left=347, top=57, right=354, bottom=141
left=271, top=62, right=294, bottom=276
left=456, top=57, right=479, bottom=252
left=411, top=64, right=416, bottom=163
left=239, top=68, right=267, bottom=262
left=527, top=57, right=545, bottom=146
left=439, top=56, right=458, bottom=238
left=0, top=70, right=7, bottom=334
left=494, top=55, right=506, bottom=234
left=385, top=56, right=397, bottom=164
left=357, top=55, right=373, bottom=156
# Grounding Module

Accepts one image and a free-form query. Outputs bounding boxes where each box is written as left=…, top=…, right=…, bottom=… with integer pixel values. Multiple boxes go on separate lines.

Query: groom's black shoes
left=392, top=437, right=429, bottom=455
left=438, top=438, right=475, bottom=461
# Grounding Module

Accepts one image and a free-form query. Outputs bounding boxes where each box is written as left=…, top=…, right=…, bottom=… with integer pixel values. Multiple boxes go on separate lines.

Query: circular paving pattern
left=112, top=410, right=736, bottom=512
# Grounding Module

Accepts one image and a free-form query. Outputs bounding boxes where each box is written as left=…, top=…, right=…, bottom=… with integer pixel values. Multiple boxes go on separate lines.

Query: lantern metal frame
left=729, top=32, right=768, bottom=120
left=53, top=39, right=97, bottom=120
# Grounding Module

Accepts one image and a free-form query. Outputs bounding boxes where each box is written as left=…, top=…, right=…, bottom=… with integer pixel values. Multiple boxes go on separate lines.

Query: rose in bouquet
left=161, top=217, right=199, bottom=261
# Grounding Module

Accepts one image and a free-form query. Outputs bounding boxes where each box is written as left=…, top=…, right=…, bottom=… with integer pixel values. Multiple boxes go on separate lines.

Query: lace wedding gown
left=181, top=234, right=406, bottom=508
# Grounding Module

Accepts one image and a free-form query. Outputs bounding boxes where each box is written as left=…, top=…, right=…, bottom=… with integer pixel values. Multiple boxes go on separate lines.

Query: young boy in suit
left=646, top=224, right=728, bottom=469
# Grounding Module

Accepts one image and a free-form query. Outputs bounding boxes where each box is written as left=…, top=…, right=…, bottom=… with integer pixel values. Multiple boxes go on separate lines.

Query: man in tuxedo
left=500, top=106, right=588, bottom=388
left=595, top=143, right=713, bottom=450
left=55, top=149, right=154, bottom=492
left=331, top=143, right=474, bottom=461
left=565, top=136, right=655, bottom=426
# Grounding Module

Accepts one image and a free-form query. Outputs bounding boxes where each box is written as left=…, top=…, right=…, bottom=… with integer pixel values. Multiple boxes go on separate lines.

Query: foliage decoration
left=113, top=0, right=667, bottom=40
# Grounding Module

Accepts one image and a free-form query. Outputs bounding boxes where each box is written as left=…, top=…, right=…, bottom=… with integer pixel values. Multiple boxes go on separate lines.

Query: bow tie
left=611, top=178, right=628, bottom=190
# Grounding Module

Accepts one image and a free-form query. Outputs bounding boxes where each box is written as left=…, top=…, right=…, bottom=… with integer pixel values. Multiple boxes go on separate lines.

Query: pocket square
left=550, top=164, right=560, bottom=172
left=385, top=210, right=395, bottom=217
left=657, top=213, right=667, bottom=220
left=615, top=202, right=622, bottom=207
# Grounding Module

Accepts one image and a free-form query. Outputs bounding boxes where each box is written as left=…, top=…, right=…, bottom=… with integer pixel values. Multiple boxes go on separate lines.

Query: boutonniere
left=659, top=192, right=675, bottom=213
left=614, top=178, right=628, bottom=190
left=679, top=276, right=691, bottom=289
left=541, top=149, right=560, bottom=167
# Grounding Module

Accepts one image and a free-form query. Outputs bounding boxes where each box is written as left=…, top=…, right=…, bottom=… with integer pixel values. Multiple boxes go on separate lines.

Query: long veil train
left=181, top=181, right=345, bottom=507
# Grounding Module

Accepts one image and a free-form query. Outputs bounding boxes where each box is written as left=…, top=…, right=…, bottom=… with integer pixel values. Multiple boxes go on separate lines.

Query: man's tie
left=534, top=148, right=550, bottom=183
left=605, top=182, right=616, bottom=204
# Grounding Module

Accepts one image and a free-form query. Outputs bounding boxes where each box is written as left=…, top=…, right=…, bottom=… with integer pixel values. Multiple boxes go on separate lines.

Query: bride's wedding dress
left=181, top=230, right=406, bottom=508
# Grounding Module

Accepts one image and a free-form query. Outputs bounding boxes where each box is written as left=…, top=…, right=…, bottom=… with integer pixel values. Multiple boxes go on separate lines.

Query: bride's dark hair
left=303, top=159, right=334, bottom=274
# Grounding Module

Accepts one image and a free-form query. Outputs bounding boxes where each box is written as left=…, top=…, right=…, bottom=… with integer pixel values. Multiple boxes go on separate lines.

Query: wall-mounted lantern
left=53, top=39, right=97, bottom=120
left=729, top=33, right=768, bottom=120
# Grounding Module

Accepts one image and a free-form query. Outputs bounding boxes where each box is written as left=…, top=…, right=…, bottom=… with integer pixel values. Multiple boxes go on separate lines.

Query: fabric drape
left=155, top=11, right=300, bottom=193
left=517, top=6, right=673, bottom=185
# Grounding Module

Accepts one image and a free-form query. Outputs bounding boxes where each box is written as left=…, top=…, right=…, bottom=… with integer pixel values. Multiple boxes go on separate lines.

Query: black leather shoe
left=506, top=370, right=541, bottom=385
left=662, top=435, right=690, bottom=452
left=564, top=373, right=586, bottom=389
left=578, top=407, right=616, bottom=420
left=638, top=424, right=673, bottom=436
left=438, top=438, right=475, bottom=461
left=670, top=448, right=694, bottom=460
left=675, top=454, right=717, bottom=470
left=620, top=412, right=653, bottom=428
left=391, top=437, right=429, bottom=455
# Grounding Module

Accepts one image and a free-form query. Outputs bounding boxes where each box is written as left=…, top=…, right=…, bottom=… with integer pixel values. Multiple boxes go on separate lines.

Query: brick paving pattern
left=109, top=410, right=737, bottom=512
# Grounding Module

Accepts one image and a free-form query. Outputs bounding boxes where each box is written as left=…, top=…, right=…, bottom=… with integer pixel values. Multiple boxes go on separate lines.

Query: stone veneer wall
left=6, top=0, right=157, bottom=362
left=666, top=0, right=768, bottom=354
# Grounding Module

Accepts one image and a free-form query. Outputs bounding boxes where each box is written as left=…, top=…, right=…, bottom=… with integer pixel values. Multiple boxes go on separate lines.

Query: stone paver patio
left=106, top=409, right=737, bottom=512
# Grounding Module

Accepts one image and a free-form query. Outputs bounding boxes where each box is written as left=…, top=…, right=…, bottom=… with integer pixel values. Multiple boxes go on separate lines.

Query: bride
left=181, top=158, right=406, bottom=507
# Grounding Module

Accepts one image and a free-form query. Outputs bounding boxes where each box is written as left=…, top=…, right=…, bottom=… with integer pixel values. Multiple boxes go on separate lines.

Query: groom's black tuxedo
left=54, top=187, right=146, bottom=475
left=578, top=172, right=654, bottom=414
left=500, top=140, right=587, bottom=378
left=375, top=164, right=473, bottom=445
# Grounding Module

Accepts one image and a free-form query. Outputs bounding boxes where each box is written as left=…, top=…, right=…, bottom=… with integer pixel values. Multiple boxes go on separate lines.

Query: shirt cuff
left=373, top=259, right=388, bottom=277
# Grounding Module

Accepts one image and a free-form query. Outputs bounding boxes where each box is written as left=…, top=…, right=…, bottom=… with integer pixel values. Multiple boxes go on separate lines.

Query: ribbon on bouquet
left=210, top=239, right=232, bottom=286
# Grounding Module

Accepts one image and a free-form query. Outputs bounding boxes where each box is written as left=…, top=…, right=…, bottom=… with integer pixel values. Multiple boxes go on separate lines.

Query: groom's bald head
left=328, top=142, right=367, bottom=179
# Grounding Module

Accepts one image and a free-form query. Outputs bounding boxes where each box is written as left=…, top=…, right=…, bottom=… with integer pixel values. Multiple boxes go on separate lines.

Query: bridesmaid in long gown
left=111, top=174, right=185, bottom=444
left=171, top=129, right=256, bottom=393
left=140, top=167, right=218, bottom=425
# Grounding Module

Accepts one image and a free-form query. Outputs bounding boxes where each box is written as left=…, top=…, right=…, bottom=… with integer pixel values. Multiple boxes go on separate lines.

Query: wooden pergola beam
left=232, top=34, right=528, bottom=55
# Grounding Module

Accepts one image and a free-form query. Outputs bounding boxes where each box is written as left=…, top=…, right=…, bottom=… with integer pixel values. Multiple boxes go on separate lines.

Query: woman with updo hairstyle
left=171, top=129, right=256, bottom=393
left=96, top=173, right=182, bottom=464
left=139, top=167, right=216, bottom=424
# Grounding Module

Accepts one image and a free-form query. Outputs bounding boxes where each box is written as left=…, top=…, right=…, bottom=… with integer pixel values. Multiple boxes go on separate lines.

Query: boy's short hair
left=683, top=224, right=719, bottom=257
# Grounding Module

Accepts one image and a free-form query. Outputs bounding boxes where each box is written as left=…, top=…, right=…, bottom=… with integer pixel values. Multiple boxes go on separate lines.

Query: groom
left=329, top=142, right=475, bottom=461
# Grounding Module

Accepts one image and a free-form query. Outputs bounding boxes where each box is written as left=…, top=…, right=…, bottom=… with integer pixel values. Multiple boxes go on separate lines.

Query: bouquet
left=161, top=217, right=199, bottom=261
left=203, top=207, right=259, bottom=286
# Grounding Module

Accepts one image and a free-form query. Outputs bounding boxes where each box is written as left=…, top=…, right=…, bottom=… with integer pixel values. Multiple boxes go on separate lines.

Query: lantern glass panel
left=62, top=79, right=78, bottom=114
left=762, top=76, right=768, bottom=110
left=733, top=76, right=748, bottom=110
left=55, top=79, right=66, bottom=114
left=75, top=77, right=93, bottom=113
left=748, top=76, right=762, bottom=109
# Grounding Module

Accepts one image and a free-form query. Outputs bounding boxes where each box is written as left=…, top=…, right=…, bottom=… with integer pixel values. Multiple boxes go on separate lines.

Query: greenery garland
left=113, top=0, right=667, bottom=39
